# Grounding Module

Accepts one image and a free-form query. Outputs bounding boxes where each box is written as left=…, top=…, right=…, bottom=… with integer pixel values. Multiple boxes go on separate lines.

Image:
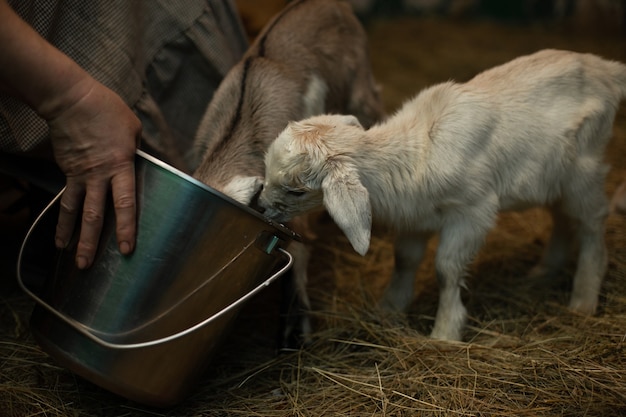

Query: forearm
left=0, top=0, right=94, bottom=120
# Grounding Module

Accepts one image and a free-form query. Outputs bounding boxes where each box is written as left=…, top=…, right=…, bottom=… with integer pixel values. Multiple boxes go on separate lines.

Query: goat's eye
left=286, top=189, right=306, bottom=197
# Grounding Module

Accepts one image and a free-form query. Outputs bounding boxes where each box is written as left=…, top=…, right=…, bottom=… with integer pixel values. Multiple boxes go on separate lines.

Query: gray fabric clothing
left=0, top=0, right=248, bottom=172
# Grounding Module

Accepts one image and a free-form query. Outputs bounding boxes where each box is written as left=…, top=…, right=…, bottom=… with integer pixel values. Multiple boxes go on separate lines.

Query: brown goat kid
left=190, top=0, right=384, bottom=346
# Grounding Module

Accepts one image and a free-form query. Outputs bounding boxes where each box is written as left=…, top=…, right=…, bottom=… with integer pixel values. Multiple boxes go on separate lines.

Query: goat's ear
left=321, top=164, right=371, bottom=255
left=339, top=115, right=363, bottom=128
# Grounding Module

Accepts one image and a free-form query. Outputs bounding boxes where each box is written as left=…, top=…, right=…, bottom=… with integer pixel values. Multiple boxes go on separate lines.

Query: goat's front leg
left=431, top=212, right=493, bottom=341
left=567, top=195, right=608, bottom=314
left=569, top=219, right=607, bottom=314
left=278, top=241, right=312, bottom=350
left=528, top=204, right=574, bottom=279
left=379, top=232, right=432, bottom=312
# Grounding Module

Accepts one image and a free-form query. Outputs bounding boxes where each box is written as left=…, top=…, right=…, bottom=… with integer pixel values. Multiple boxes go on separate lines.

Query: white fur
left=258, top=49, right=626, bottom=341
left=221, top=176, right=264, bottom=205
left=302, top=74, right=328, bottom=119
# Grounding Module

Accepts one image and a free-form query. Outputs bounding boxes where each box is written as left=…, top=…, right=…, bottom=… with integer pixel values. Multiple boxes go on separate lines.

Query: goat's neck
left=351, top=118, right=431, bottom=222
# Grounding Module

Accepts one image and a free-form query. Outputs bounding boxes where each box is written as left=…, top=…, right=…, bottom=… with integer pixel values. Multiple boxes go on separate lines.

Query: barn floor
left=2, top=8, right=626, bottom=417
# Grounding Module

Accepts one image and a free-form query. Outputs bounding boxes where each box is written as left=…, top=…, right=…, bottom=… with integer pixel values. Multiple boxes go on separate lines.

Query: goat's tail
left=607, top=58, right=626, bottom=101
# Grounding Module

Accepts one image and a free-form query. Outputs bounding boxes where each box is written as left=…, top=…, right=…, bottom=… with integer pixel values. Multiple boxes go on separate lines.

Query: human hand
left=47, top=78, right=142, bottom=269
left=0, top=0, right=141, bottom=269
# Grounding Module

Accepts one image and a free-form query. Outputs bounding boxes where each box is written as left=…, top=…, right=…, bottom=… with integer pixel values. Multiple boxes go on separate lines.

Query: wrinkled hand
left=48, top=78, right=142, bottom=269
left=0, top=0, right=142, bottom=269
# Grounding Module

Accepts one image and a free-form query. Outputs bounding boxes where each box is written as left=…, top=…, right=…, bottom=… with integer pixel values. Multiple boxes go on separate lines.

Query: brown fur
left=190, top=0, right=383, bottom=193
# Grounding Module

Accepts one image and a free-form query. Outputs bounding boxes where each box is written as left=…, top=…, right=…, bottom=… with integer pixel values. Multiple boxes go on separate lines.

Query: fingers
left=56, top=164, right=136, bottom=270
left=55, top=182, right=83, bottom=250
left=111, top=162, right=136, bottom=256
left=56, top=179, right=108, bottom=269
left=75, top=181, right=107, bottom=269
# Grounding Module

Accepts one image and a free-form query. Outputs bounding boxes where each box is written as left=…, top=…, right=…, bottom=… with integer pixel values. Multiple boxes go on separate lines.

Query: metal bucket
left=17, top=150, right=298, bottom=407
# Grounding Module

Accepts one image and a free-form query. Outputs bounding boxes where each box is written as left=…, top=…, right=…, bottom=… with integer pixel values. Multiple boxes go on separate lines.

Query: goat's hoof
left=527, top=264, right=553, bottom=279
left=277, top=315, right=313, bottom=352
left=378, top=294, right=412, bottom=313
left=568, top=299, right=597, bottom=316
left=429, top=328, right=462, bottom=342
left=277, top=332, right=312, bottom=353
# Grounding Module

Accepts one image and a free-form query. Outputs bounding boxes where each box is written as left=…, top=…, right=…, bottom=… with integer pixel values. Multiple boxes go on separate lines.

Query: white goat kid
left=258, top=49, right=626, bottom=341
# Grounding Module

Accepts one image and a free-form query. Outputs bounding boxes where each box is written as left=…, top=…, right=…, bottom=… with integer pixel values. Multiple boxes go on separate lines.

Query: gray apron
left=0, top=0, right=248, bottom=173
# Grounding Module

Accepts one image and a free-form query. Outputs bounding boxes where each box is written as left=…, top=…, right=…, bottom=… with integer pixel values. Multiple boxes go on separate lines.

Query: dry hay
left=2, top=15, right=626, bottom=417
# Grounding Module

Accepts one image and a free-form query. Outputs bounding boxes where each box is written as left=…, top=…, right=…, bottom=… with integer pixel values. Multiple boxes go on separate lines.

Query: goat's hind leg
left=528, top=204, right=575, bottom=279
left=563, top=169, right=609, bottom=315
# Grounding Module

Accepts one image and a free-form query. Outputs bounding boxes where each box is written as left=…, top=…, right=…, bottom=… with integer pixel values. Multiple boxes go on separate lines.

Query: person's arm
left=0, top=0, right=141, bottom=269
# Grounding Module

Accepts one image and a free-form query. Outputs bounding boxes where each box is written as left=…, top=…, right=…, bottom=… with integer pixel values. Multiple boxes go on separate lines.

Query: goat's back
left=468, top=49, right=626, bottom=105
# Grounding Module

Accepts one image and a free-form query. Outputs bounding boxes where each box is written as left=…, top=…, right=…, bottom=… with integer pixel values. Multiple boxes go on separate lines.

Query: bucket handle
left=16, top=194, right=294, bottom=350
left=18, top=247, right=292, bottom=350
